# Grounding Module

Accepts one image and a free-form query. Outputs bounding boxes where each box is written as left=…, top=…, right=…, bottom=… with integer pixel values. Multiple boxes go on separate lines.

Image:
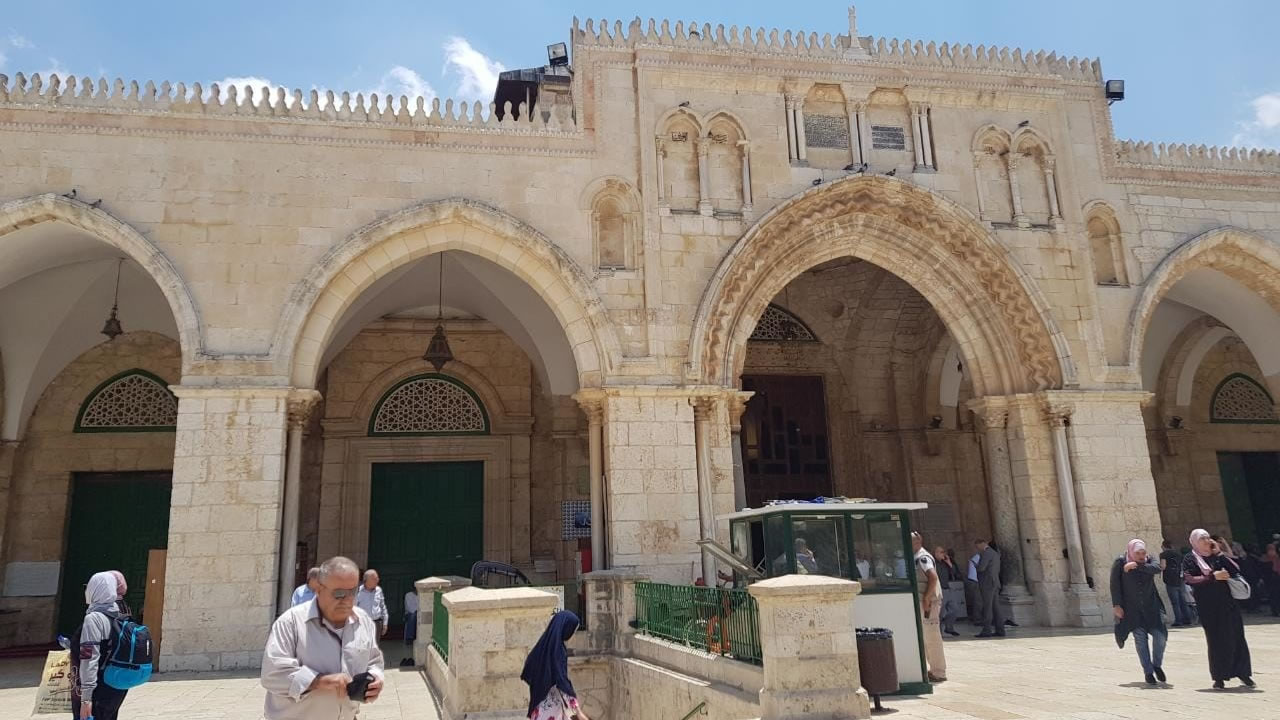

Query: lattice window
left=75, top=370, right=177, bottom=432
left=1210, top=374, right=1278, bottom=424
left=369, top=374, right=489, bottom=435
left=749, top=304, right=817, bottom=342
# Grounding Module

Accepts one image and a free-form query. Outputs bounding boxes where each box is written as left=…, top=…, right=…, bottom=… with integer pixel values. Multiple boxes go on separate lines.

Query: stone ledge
left=748, top=574, right=861, bottom=598
left=443, top=585, right=559, bottom=612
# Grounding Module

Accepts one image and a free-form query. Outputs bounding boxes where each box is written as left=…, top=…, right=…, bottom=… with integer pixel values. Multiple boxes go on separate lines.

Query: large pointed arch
left=0, top=192, right=204, bottom=366
left=277, top=198, right=622, bottom=389
left=688, top=174, right=1073, bottom=395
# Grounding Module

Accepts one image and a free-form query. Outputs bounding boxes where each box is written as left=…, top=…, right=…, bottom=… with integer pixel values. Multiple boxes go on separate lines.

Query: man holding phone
left=262, top=556, right=386, bottom=719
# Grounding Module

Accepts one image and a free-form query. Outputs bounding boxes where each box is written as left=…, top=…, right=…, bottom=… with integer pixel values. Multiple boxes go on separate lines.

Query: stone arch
left=1127, top=227, right=1280, bottom=371
left=278, top=198, right=621, bottom=390
left=689, top=174, right=1073, bottom=395
left=0, top=193, right=204, bottom=369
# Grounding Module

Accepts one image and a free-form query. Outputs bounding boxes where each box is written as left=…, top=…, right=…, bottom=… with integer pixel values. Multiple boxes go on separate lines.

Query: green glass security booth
left=721, top=502, right=931, bottom=694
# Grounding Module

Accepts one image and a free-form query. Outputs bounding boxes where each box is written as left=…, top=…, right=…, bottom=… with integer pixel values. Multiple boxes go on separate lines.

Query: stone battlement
left=0, top=71, right=577, bottom=134
left=1115, top=139, right=1280, bottom=175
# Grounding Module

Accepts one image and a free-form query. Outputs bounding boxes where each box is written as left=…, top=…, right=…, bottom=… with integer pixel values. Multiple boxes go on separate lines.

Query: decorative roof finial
left=848, top=6, right=858, bottom=39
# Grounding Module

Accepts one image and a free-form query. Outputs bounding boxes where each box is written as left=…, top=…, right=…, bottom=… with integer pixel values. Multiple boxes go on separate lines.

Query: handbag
left=1227, top=576, right=1252, bottom=600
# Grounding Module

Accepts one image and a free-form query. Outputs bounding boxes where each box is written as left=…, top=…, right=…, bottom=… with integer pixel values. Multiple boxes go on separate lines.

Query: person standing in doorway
left=70, top=572, right=129, bottom=720
left=1111, top=539, right=1168, bottom=686
left=400, top=587, right=420, bottom=667
left=975, top=539, right=1005, bottom=638
left=912, top=532, right=946, bottom=682
left=356, top=570, right=389, bottom=639
left=1159, top=540, right=1192, bottom=627
left=261, top=556, right=385, bottom=719
left=1184, top=529, right=1254, bottom=689
left=933, top=546, right=961, bottom=637
left=292, top=567, right=321, bottom=607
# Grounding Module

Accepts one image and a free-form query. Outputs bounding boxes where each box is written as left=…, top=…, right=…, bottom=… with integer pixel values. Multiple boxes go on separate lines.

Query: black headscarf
left=520, top=610, right=580, bottom=717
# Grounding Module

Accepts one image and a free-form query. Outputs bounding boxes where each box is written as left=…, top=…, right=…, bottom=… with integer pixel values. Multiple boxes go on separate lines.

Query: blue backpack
left=100, top=612, right=154, bottom=689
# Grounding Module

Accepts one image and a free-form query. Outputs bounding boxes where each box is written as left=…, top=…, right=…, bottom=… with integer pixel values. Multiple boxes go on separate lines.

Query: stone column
left=1044, top=156, right=1063, bottom=226
left=441, top=587, right=559, bottom=717
left=577, top=394, right=606, bottom=571
left=856, top=105, right=871, bottom=167
left=1008, top=153, right=1030, bottom=228
left=278, top=390, right=321, bottom=613
left=0, top=440, right=17, bottom=561
left=738, top=140, right=753, bottom=215
left=972, top=153, right=988, bottom=220
left=697, top=139, right=713, bottom=216
left=1042, top=399, right=1102, bottom=626
left=164, top=386, right=289, bottom=671
left=910, top=104, right=925, bottom=168
left=727, top=391, right=753, bottom=511
left=691, top=397, right=716, bottom=584
left=968, top=398, right=1030, bottom=606
left=793, top=98, right=808, bottom=163
left=655, top=137, right=668, bottom=210
left=919, top=105, right=935, bottom=169
left=783, top=96, right=798, bottom=162
left=750, top=575, right=871, bottom=720
left=846, top=104, right=863, bottom=165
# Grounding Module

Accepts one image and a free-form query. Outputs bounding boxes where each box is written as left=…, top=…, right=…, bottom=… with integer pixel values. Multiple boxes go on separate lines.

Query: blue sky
left=2, top=1, right=1277, bottom=148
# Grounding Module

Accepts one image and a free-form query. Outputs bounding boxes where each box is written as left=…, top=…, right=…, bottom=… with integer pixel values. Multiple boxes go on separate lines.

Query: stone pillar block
left=750, top=575, right=870, bottom=720
left=582, top=568, right=646, bottom=654
left=413, top=575, right=471, bottom=667
left=441, top=586, right=559, bottom=718
left=161, top=386, right=289, bottom=672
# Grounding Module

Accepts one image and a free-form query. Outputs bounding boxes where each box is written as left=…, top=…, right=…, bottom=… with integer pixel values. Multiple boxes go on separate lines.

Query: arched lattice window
left=369, top=374, right=490, bottom=436
left=75, top=370, right=177, bottom=432
left=750, top=304, right=818, bottom=342
left=1210, top=374, right=1279, bottom=424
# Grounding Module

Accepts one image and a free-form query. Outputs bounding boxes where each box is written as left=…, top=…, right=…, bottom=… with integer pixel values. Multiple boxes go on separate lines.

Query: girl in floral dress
left=521, top=611, right=589, bottom=720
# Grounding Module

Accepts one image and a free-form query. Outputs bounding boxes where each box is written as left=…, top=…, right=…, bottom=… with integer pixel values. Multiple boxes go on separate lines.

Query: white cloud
left=1231, top=91, right=1280, bottom=149
left=372, top=65, right=435, bottom=105
left=9, top=33, right=33, bottom=49
left=443, top=36, right=504, bottom=102
left=207, top=75, right=295, bottom=107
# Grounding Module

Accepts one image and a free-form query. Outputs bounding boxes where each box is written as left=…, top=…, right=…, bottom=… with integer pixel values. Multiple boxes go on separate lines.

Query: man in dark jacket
left=975, top=539, right=1005, bottom=637
left=1112, top=539, right=1167, bottom=686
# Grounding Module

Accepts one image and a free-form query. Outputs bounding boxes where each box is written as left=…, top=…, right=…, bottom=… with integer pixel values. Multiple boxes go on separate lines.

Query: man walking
left=912, top=532, right=947, bottom=682
left=933, top=545, right=961, bottom=636
left=1158, top=540, right=1192, bottom=627
left=975, top=539, right=1006, bottom=637
left=965, top=546, right=981, bottom=625
left=262, top=556, right=385, bottom=719
left=291, top=567, right=321, bottom=607
left=356, top=569, right=389, bottom=639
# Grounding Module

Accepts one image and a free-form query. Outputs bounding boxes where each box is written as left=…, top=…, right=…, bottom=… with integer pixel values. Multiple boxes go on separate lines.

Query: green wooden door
left=1218, top=453, right=1257, bottom=544
left=1242, top=452, right=1280, bottom=544
left=368, top=461, right=484, bottom=624
left=58, top=472, right=172, bottom=635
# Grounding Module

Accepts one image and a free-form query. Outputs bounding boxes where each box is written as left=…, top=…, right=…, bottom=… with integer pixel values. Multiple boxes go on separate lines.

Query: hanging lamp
left=422, top=253, right=454, bottom=371
left=100, top=258, right=125, bottom=341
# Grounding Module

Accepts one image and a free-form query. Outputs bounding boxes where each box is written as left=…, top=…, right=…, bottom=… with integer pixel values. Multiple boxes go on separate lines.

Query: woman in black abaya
left=1183, top=528, right=1254, bottom=689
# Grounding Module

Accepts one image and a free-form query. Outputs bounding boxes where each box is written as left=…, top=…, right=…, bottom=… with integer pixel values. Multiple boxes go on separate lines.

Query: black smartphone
left=347, top=672, right=373, bottom=702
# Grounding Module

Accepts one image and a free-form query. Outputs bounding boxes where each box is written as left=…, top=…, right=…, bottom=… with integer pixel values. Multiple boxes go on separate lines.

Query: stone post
left=691, top=397, right=717, bottom=584
left=441, top=587, right=559, bottom=718
left=1043, top=398, right=1103, bottom=626
left=577, top=394, right=606, bottom=571
left=1043, top=155, right=1062, bottom=224
left=968, top=397, right=1033, bottom=621
left=784, top=96, right=799, bottom=162
left=582, top=568, right=646, bottom=655
left=697, top=139, right=714, bottom=216
left=910, top=104, right=925, bottom=168
left=739, top=140, right=754, bottom=215
left=727, top=391, right=753, bottom=511
left=793, top=98, right=809, bottom=163
left=972, top=153, right=988, bottom=220
left=278, top=389, right=321, bottom=613
left=1008, top=153, right=1030, bottom=228
left=655, top=136, right=668, bottom=209
left=163, top=386, right=290, bottom=671
left=750, top=575, right=870, bottom=720
left=414, top=575, right=471, bottom=667
left=919, top=105, right=935, bottom=169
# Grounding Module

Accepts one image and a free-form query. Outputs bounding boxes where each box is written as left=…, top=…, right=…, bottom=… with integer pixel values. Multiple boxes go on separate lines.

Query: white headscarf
left=85, top=572, right=118, bottom=615
left=1189, top=529, right=1213, bottom=573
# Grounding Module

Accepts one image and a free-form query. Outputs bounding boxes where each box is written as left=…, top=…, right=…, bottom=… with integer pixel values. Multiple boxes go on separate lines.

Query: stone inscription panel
left=803, top=114, right=850, bottom=149
left=871, top=125, right=906, bottom=151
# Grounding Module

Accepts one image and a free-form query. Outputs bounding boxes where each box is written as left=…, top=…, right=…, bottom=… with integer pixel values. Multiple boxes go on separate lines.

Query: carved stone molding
left=287, top=389, right=323, bottom=428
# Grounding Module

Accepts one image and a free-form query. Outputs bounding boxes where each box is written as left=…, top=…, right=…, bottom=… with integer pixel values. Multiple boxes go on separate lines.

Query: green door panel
left=368, top=461, right=484, bottom=622
left=1218, top=453, right=1257, bottom=545
left=59, top=472, right=172, bottom=636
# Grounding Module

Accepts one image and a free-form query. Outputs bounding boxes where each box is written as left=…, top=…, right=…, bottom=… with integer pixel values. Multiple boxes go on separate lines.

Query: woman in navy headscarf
left=521, top=610, right=589, bottom=720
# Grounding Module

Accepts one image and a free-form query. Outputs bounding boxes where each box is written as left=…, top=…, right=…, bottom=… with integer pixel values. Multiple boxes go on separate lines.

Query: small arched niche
left=587, top=179, right=640, bottom=271
left=659, top=112, right=701, bottom=212
left=867, top=88, right=914, bottom=171
left=705, top=115, right=746, bottom=214
left=802, top=83, right=852, bottom=171
left=1085, top=204, right=1128, bottom=286
left=972, top=126, right=1013, bottom=223
left=1013, top=131, right=1054, bottom=225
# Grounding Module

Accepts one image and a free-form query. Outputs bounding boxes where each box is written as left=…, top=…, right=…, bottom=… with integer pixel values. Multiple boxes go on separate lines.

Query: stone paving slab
left=0, top=621, right=1274, bottom=719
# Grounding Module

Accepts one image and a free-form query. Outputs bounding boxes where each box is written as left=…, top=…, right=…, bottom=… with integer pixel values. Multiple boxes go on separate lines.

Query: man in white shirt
left=290, top=567, right=320, bottom=607
left=355, top=569, right=389, bottom=638
left=261, top=556, right=385, bottom=720
left=912, top=531, right=947, bottom=682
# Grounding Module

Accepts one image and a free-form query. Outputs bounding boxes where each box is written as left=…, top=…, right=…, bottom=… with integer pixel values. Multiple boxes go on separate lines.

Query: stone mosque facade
left=0, top=8, right=1278, bottom=670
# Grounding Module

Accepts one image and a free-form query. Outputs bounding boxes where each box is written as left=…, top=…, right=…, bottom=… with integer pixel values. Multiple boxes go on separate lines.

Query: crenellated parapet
left=1115, top=139, right=1280, bottom=175
left=572, top=16, right=1100, bottom=83
left=0, top=72, right=578, bottom=134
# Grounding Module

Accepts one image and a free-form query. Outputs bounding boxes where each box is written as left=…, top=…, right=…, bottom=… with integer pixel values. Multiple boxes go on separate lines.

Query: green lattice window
left=369, top=374, right=490, bottom=436
left=74, top=370, right=177, bottom=433
left=1210, top=373, right=1279, bottom=424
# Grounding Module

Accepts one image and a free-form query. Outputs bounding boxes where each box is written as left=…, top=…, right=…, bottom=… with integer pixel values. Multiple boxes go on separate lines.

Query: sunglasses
left=320, top=582, right=360, bottom=600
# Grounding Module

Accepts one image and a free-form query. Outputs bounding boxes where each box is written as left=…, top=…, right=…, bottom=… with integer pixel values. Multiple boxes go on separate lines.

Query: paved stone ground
left=1, top=620, right=1274, bottom=719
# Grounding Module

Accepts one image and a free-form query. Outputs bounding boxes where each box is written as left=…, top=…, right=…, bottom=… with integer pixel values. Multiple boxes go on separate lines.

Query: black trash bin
left=855, top=627, right=898, bottom=712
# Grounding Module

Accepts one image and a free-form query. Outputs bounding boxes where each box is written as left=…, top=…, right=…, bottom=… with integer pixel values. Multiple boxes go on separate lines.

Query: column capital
left=287, top=389, right=323, bottom=428
left=689, top=395, right=716, bottom=422
left=654, top=136, right=666, bottom=154
left=966, top=396, right=1009, bottom=431
left=573, top=390, right=606, bottom=423
left=696, top=138, right=711, bottom=157
left=725, top=390, right=755, bottom=430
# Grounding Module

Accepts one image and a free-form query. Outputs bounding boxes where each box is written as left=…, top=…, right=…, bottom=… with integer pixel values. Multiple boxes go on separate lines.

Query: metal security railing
left=431, top=590, right=449, bottom=663
left=634, top=582, right=762, bottom=665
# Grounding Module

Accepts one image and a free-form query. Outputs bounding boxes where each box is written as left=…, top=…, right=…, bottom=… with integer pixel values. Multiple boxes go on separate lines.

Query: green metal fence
left=634, top=582, right=762, bottom=665
left=431, top=590, right=450, bottom=663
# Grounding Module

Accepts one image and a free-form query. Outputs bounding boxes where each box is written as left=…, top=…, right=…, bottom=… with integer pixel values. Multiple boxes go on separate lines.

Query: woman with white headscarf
left=69, top=572, right=129, bottom=720
left=1183, top=529, right=1254, bottom=689
left=1110, top=538, right=1167, bottom=685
